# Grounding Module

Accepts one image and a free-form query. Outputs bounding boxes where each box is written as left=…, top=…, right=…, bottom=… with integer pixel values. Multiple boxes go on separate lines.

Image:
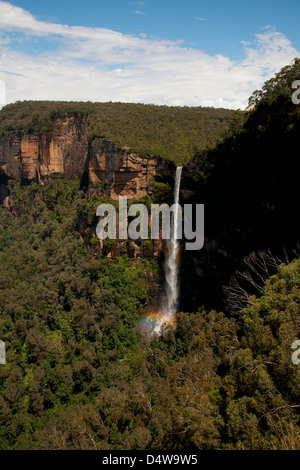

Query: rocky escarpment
left=0, top=116, right=88, bottom=182
left=88, top=139, right=173, bottom=200
left=0, top=115, right=174, bottom=203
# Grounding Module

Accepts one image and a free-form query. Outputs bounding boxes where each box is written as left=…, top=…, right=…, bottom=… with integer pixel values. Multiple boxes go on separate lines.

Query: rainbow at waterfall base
left=136, top=309, right=176, bottom=339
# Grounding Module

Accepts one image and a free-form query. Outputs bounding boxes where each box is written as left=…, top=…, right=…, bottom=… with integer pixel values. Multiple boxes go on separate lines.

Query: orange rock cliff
left=0, top=115, right=174, bottom=202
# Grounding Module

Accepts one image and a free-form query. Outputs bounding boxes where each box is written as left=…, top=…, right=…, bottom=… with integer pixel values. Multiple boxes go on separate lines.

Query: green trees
left=223, top=259, right=300, bottom=449
left=0, top=178, right=160, bottom=449
left=0, top=100, right=236, bottom=164
left=0, top=178, right=299, bottom=449
left=247, top=57, right=300, bottom=111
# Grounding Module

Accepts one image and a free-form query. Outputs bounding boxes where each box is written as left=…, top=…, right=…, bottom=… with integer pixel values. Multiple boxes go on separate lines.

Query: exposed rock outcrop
left=0, top=116, right=88, bottom=184
left=88, top=139, right=173, bottom=200
left=0, top=116, right=174, bottom=203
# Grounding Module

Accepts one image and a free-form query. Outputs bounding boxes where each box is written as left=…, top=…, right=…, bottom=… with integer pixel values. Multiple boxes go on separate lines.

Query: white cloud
left=195, top=17, right=207, bottom=22
left=0, top=1, right=299, bottom=109
left=0, top=79, right=5, bottom=108
left=135, top=10, right=145, bottom=15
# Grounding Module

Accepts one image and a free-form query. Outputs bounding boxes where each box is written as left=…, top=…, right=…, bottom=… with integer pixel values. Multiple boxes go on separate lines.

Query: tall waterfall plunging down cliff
left=163, top=165, right=183, bottom=315
left=152, top=166, right=183, bottom=335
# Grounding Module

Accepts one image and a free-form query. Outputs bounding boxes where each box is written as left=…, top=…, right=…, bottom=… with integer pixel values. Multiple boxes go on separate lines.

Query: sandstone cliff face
left=0, top=116, right=88, bottom=182
left=88, top=139, right=172, bottom=200
left=0, top=115, right=176, bottom=261
left=0, top=116, right=173, bottom=202
left=39, top=117, right=88, bottom=179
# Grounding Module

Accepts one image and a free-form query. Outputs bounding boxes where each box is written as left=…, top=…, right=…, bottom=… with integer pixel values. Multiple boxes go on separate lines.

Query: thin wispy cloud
left=194, top=17, right=208, bottom=22
left=0, top=1, right=298, bottom=109
left=135, top=10, right=146, bottom=16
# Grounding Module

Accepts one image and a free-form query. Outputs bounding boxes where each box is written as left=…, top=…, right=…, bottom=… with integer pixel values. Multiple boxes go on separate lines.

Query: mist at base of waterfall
left=136, top=309, right=176, bottom=342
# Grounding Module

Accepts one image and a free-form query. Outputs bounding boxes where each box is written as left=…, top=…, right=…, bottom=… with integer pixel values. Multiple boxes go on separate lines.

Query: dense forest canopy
left=0, top=100, right=237, bottom=164
left=0, top=177, right=299, bottom=450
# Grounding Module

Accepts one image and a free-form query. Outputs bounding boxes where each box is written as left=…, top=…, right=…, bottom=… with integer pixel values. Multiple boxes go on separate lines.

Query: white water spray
left=153, top=166, right=182, bottom=334
left=163, top=165, right=182, bottom=315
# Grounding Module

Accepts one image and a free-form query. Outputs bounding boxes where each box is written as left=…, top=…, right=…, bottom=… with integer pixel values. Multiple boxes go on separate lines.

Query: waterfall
left=137, top=166, right=183, bottom=339
left=153, top=166, right=182, bottom=335
left=163, top=165, right=182, bottom=315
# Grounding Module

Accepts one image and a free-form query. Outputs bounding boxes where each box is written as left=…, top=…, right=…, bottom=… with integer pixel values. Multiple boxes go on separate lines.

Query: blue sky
left=0, top=0, right=299, bottom=108
left=8, top=0, right=300, bottom=57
